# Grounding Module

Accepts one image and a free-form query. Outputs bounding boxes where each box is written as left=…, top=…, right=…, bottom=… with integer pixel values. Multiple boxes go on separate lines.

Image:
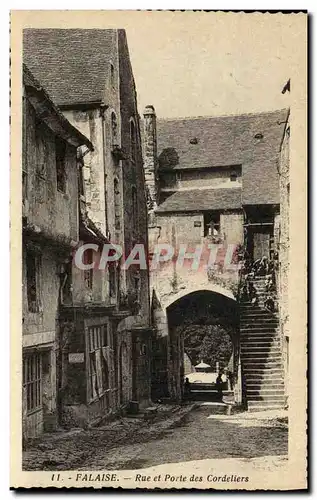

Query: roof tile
left=23, top=29, right=117, bottom=106
left=156, top=109, right=288, bottom=206
left=156, top=188, right=242, bottom=213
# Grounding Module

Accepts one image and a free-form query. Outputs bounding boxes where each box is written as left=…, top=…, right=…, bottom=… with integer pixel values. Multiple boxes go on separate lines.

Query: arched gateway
left=151, top=286, right=242, bottom=404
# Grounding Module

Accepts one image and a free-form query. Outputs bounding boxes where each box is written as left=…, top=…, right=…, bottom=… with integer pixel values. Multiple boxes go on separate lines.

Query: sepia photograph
left=10, top=10, right=307, bottom=490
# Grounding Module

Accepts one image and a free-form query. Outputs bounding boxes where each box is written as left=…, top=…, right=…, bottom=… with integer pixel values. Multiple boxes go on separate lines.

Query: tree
left=180, top=323, right=233, bottom=371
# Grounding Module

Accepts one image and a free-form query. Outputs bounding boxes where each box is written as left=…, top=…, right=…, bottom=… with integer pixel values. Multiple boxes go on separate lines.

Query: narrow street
left=23, top=405, right=288, bottom=472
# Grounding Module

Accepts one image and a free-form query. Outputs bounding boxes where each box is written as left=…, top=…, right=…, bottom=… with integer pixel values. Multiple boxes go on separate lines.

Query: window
left=110, top=63, right=115, bottom=88
left=83, top=248, right=93, bottom=290
left=130, top=119, right=137, bottom=164
left=109, top=263, right=116, bottom=298
left=111, top=112, right=118, bottom=145
left=114, top=179, right=121, bottom=232
left=204, top=212, right=221, bottom=238
left=35, top=119, right=48, bottom=179
left=88, top=324, right=110, bottom=400
left=26, top=249, right=40, bottom=313
left=78, top=165, right=85, bottom=197
left=23, top=352, right=42, bottom=413
left=55, top=137, right=67, bottom=193
left=230, top=173, right=237, bottom=182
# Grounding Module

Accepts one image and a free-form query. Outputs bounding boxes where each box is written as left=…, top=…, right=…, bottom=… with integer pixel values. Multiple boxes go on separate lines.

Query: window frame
left=23, top=352, right=42, bottom=414
left=87, top=324, right=112, bottom=403
left=83, top=248, right=94, bottom=290
left=114, top=177, right=121, bottom=232
left=110, top=63, right=115, bottom=89
left=111, top=111, right=118, bottom=146
left=26, top=247, right=41, bottom=313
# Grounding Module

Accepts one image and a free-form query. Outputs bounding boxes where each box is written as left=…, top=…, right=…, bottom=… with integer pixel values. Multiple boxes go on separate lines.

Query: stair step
left=246, top=380, right=284, bottom=386
left=242, top=356, right=282, bottom=362
left=247, top=395, right=285, bottom=402
left=246, top=383, right=284, bottom=390
left=240, top=324, right=278, bottom=329
left=241, top=331, right=279, bottom=336
left=240, top=320, right=279, bottom=326
left=243, top=370, right=284, bottom=377
left=240, top=314, right=278, bottom=320
left=241, top=350, right=282, bottom=363
left=241, top=344, right=281, bottom=349
left=248, top=403, right=285, bottom=412
left=242, top=349, right=281, bottom=354
left=241, top=335, right=280, bottom=341
left=241, top=349, right=281, bottom=356
left=240, top=309, right=277, bottom=315
left=240, top=312, right=276, bottom=316
left=242, top=364, right=283, bottom=370
left=242, top=341, right=281, bottom=348
left=247, top=389, right=284, bottom=396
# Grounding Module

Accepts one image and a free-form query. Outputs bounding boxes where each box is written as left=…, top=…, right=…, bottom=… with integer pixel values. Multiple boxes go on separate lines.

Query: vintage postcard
left=10, top=10, right=307, bottom=490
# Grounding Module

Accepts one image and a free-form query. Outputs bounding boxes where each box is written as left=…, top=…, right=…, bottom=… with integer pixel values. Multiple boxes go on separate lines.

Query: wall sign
left=68, top=352, right=85, bottom=364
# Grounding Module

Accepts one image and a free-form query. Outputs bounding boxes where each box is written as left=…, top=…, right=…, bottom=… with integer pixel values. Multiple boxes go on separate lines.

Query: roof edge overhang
left=159, top=163, right=242, bottom=172
left=58, top=100, right=103, bottom=111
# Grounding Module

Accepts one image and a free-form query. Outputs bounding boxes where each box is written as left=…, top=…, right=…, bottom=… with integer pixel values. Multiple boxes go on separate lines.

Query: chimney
left=143, top=105, right=157, bottom=222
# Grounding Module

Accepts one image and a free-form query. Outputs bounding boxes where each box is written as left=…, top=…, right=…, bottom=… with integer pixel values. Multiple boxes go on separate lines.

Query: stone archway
left=151, top=287, right=241, bottom=402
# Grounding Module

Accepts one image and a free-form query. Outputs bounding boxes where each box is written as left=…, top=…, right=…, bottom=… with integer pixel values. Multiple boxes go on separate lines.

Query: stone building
left=23, top=29, right=152, bottom=428
left=278, top=107, right=290, bottom=404
left=143, top=105, right=289, bottom=409
left=22, top=65, right=93, bottom=438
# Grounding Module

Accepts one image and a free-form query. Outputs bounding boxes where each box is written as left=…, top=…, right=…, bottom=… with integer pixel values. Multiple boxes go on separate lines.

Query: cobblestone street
left=23, top=405, right=288, bottom=472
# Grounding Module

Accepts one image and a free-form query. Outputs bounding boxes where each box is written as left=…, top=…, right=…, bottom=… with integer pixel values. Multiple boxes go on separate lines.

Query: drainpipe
left=100, top=104, right=110, bottom=238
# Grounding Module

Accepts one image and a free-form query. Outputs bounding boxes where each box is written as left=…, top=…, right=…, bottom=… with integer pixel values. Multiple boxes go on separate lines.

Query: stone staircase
left=240, top=277, right=285, bottom=412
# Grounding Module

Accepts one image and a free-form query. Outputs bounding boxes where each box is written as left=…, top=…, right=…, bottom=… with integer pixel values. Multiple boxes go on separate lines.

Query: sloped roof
left=23, top=29, right=117, bottom=106
left=156, top=109, right=288, bottom=206
left=156, top=188, right=242, bottom=213
left=23, top=64, right=93, bottom=150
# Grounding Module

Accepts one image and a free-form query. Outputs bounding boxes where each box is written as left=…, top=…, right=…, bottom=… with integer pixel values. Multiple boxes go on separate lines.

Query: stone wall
left=63, top=108, right=107, bottom=235
left=279, top=111, right=290, bottom=402
left=118, top=28, right=151, bottom=331
left=160, top=166, right=242, bottom=191
left=24, top=98, right=79, bottom=242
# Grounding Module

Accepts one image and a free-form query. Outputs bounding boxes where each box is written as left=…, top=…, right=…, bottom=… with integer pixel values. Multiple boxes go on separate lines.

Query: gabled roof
left=23, top=64, right=93, bottom=150
left=156, top=109, right=288, bottom=206
left=156, top=188, right=242, bottom=213
left=23, top=29, right=117, bottom=107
